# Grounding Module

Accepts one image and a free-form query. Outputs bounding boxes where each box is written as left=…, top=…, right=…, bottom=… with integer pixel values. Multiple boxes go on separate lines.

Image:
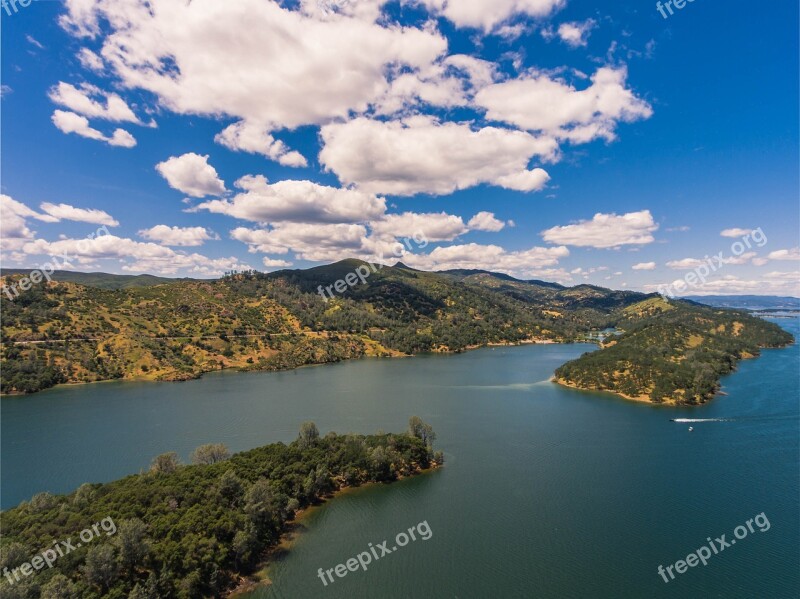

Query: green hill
left=554, top=297, right=793, bottom=404
left=1, top=263, right=792, bottom=403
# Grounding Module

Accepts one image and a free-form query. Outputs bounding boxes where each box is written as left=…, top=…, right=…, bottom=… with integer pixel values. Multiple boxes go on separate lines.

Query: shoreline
left=227, top=463, right=442, bottom=598
left=1, top=336, right=577, bottom=397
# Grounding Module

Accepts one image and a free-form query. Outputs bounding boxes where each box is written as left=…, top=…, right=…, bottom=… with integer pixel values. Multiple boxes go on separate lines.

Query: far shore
left=2, top=335, right=592, bottom=397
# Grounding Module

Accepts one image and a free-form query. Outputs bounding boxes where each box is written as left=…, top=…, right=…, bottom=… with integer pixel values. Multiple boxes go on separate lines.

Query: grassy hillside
left=1, top=262, right=649, bottom=394
left=554, top=297, right=794, bottom=404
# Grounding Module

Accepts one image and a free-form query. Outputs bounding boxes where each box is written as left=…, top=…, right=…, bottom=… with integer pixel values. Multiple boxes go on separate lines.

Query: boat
left=688, top=426, right=694, bottom=432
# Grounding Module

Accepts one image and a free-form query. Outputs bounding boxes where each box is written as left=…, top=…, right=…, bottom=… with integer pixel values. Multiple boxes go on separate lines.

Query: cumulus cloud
left=401, top=243, right=570, bottom=279
left=632, top=261, right=656, bottom=270
left=51, top=110, right=137, bottom=147
left=49, top=82, right=142, bottom=123
left=468, top=211, right=506, bottom=232
left=767, top=248, right=800, bottom=261
left=320, top=116, right=555, bottom=196
left=370, top=212, right=467, bottom=242
left=475, top=67, right=652, bottom=143
left=60, top=0, right=446, bottom=130
left=156, top=153, right=227, bottom=198
left=231, top=223, right=369, bottom=262
left=0, top=195, right=57, bottom=253
left=551, top=19, right=596, bottom=48
left=39, top=202, right=119, bottom=226
left=542, top=210, right=658, bottom=248
left=138, top=225, right=218, bottom=246
left=262, top=257, right=293, bottom=269
left=195, top=175, right=386, bottom=224
left=215, top=121, right=307, bottom=167
left=22, top=234, right=249, bottom=276
left=416, top=0, right=565, bottom=32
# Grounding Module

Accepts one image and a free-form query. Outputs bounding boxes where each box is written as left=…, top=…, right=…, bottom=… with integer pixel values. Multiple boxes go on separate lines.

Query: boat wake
left=671, top=418, right=729, bottom=423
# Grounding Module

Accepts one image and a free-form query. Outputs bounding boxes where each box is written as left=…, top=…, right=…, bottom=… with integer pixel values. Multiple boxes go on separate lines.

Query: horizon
left=1, top=262, right=798, bottom=299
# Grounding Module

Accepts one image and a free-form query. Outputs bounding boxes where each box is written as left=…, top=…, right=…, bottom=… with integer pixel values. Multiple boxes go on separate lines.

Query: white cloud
left=401, top=242, right=570, bottom=279
left=555, top=19, right=596, bottom=48
left=666, top=258, right=705, bottom=270
left=39, top=202, right=119, bottom=226
left=22, top=234, right=249, bottom=276
left=195, top=175, right=386, bottom=224
left=262, top=257, right=293, bottom=269
left=767, top=248, right=800, bottom=261
left=156, top=153, right=227, bottom=198
left=51, top=110, right=137, bottom=147
left=49, top=82, right=142, bottom=123
left=542, top=210, right=658, bottom=248
left=632, top=261, right=656, bottom=270
left=215, top=121, right=307, bottom=167
left=0, top=195, right=57, bottom=253
left=60, top=0, right=446, bottom=130
left=370, top=212, right=467, bottom=242
left=475, top=67, right=652, bottom=143
left=231, top=223, right=369, bottom=262
left=76, top=48, right=105, bottom=72
left=320, top=116, right=555, bottom=196
left=720, top=227, right=753, bottom=238
left=138, top=225, right=218, bottom=246
left=468, top=211, right=506, bottom=232
left=416, top=0, right=565, bottom=32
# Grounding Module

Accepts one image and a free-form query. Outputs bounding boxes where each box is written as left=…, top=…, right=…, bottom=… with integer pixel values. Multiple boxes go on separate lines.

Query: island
left=0, top=418, right=441, bottom=598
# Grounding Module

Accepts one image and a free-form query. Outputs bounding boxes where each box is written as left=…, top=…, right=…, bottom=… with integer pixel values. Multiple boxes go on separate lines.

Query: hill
left=0, top=269, right=198, bottom=290
left=0, top=263, right=647, bottom=394
left=1, top=262, right=792, bottom=403
left=554, top=296, right=793, bottom=404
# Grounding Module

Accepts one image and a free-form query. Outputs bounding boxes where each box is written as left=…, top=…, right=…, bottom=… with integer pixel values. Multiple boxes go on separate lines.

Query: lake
left=2, top=319, right=798, bottom=598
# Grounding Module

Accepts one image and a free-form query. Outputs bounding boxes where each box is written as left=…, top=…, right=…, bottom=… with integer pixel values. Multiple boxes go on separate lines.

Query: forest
left=0, top=419, right=441, bottom=598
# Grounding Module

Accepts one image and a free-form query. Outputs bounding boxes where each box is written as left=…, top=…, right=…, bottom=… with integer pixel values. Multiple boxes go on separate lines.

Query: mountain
left=683, top=295, right=800, bottom=310
left=0, top=261, right=793, bottom=403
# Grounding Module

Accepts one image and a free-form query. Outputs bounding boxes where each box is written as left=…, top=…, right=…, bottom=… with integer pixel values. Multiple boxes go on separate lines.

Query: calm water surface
left=2, top=319, right=798, bottom=598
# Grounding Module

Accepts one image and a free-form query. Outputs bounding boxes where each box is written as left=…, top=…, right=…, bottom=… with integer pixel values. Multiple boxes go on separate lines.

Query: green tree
left=297, top=421, right=320, bottom=449
left=83, top=544, right=118, bottom=591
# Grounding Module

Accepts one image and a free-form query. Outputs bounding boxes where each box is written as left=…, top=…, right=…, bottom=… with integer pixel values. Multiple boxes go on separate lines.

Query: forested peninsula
left=0, top=419, right=441, bottom=598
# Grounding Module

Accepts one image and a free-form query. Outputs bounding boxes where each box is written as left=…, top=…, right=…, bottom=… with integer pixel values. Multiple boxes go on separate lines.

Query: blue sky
left=1, top=0, right=798, bottom=295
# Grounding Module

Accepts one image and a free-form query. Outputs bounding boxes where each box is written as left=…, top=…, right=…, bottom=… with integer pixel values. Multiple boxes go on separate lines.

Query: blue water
left=2, top=319, right=798, bottom=598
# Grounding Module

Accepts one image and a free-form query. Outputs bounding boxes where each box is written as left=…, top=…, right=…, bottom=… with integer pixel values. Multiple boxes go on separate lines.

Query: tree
left=114, top=518, right=150, bottom=576
left=408, top=416, right=436, bottom=448
left=83, top=544, right=118, bottom=591
left=190, top=443, right=230, bottom=465
left=40, top=574, right=77, bottom=599
left=150, top=452, right=180, bottom=474
left=297, top=421, right=319, bottom=449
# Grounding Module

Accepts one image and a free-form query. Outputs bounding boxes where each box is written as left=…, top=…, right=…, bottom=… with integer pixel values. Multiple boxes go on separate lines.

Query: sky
left=1, top=0, right=798, bottom=295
